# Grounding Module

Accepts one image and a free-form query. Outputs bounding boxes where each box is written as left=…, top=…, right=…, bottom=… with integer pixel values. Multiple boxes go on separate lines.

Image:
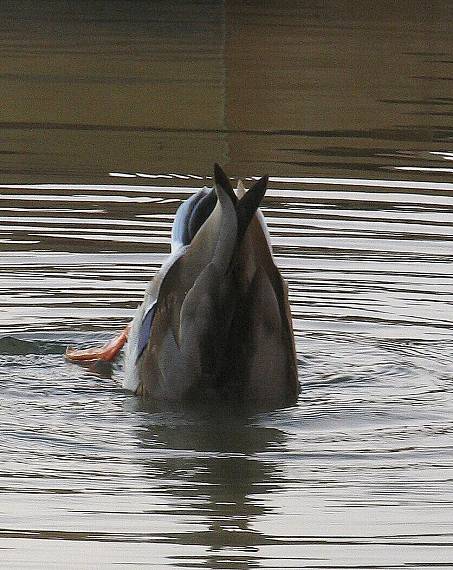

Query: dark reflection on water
left=135, top=404, right=288, bottom=564
left=1, top=1, right=452, bottom=182
left=1, top=1, right=453, bottom=569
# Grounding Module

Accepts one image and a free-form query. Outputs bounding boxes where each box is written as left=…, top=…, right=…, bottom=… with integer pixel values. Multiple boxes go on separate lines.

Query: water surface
left=1, top=2, right=453, bottom=569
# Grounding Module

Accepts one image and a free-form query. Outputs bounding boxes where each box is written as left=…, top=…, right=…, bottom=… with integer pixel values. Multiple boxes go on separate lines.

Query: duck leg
left=65, top=323, right=131, bottom=363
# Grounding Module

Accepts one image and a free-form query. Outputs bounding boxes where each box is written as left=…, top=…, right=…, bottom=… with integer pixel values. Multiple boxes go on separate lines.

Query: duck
left=66, top=164, right=299, bottom=407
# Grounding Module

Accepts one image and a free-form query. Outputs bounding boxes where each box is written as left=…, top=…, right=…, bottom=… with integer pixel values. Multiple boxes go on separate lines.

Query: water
left=1, top=2, right=453, bottom=568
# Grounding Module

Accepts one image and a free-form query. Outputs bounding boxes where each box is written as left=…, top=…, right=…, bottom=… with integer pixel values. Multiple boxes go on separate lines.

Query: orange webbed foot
left=65, top=323, right=131, bottom=363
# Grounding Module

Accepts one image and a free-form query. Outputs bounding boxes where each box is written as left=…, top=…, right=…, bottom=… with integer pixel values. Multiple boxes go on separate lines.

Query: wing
left=133, top=170, right=238, bottom=398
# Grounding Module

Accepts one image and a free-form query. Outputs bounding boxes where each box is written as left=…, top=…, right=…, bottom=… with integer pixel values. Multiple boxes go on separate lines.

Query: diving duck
left=66, top=164, right=299, bottom=406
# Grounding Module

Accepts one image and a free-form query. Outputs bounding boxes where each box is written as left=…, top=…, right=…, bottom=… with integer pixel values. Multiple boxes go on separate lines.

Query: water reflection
left=134, top=402, right=288, bottom=567
left=1, top=1, right=452, bottom=182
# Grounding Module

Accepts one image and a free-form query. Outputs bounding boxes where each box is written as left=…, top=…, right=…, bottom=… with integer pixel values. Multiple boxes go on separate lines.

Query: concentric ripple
left=1, top=174, right=452, bottom=569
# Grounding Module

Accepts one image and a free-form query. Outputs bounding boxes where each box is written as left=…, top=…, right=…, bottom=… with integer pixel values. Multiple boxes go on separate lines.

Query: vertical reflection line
left=420, top=0, right=434, bottom=140
left=221, top=0, right=229, bottom=166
